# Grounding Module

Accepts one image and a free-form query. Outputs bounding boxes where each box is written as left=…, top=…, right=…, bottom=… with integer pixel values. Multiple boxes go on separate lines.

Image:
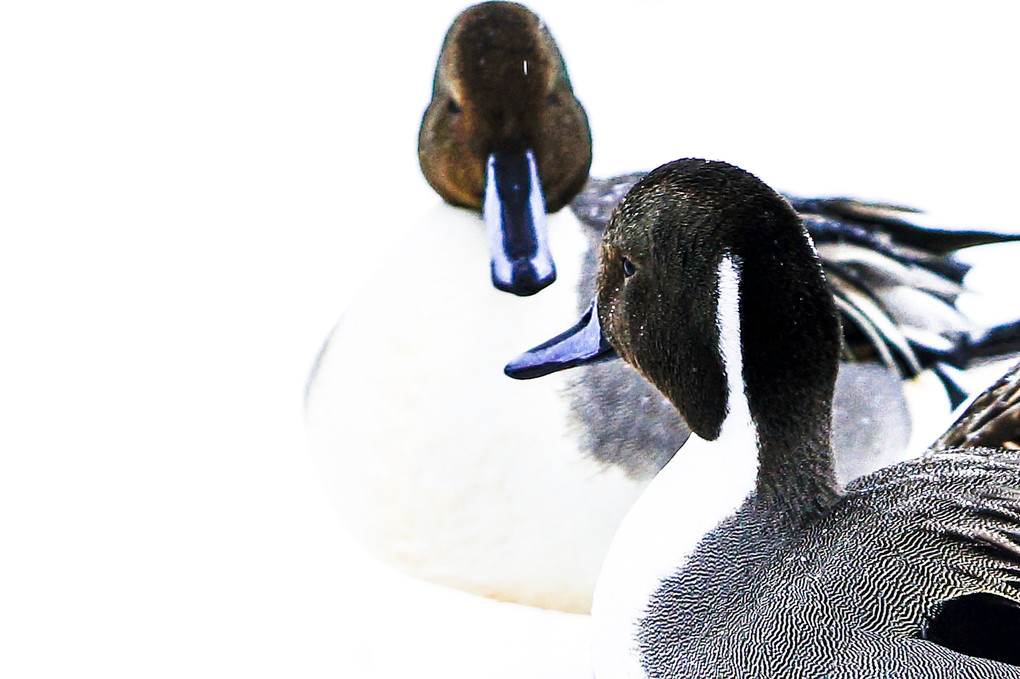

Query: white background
left=2, top=1, right=1018, bottom=677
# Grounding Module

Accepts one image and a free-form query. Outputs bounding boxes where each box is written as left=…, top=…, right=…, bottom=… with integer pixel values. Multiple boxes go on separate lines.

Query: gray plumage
left=641, top=445, right=1020, bottom=677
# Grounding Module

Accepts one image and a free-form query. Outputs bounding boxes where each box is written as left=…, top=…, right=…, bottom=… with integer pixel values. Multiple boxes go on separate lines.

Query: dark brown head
left=419, top=1, right=591, bottom=211
left=595, top=160, right=841, bottom=444
left=419, top=2, right=591, bottom=296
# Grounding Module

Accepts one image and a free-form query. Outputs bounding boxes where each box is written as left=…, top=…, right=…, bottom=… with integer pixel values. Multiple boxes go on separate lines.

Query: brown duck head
left=419, top=2, right=592, bottom=296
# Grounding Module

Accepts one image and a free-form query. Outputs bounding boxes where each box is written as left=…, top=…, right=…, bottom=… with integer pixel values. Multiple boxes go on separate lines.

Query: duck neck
left=753, top=401, right=840, bottom=523
left=717, top=254, right=841, bottom=524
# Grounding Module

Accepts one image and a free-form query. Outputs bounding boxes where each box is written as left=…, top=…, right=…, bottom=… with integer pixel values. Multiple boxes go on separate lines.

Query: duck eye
left=622, top=258, right=636, bottom=278
left=447, top=98, right=461, bottom=114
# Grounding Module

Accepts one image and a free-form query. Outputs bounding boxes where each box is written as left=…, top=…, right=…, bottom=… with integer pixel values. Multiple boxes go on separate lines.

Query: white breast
left=305, top=204, right=644, bottom=613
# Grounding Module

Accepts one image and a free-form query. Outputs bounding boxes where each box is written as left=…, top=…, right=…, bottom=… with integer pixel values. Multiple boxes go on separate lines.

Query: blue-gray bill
left=505, top=302, right=616, bottom=379
left=483, top=149, right=556, bottom=296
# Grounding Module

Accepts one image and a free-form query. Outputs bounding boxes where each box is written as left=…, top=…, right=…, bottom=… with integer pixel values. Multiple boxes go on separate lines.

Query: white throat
left=591, top=255, right=760, bottom=678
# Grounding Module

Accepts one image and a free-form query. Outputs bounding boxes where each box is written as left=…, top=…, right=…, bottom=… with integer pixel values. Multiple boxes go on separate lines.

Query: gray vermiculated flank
left=638, top=447, right=1020, bottom=678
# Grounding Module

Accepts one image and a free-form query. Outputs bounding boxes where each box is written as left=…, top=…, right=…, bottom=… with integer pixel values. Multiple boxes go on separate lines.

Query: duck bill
left=504, top=302, right=616, bottom=379
left=483, top=149, right=557, bottom=296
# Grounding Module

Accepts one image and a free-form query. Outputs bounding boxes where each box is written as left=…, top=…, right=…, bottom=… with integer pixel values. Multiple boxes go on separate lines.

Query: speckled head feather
left=597, top=160, right=843, bottom=509
left=419, top=1, right=591, bottom=212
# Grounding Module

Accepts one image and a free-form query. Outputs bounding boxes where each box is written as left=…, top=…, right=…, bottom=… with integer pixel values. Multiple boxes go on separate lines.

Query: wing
left=785, top=196, right=1020, bottom=256
left=934, top=360, right=1020, bottom=451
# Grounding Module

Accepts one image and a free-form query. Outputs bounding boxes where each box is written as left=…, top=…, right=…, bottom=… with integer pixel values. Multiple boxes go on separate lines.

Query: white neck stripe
left=591, top=255, right=760, bottom=678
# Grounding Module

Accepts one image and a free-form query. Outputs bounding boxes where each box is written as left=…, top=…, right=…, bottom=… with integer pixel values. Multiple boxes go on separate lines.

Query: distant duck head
left=419, top=1, right=592, bottom=296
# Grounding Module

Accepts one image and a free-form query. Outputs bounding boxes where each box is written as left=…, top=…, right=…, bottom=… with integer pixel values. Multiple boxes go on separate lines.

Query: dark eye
left=622, top=258, right=636, bottom=277
left=447, top=98, right=461, bottom=114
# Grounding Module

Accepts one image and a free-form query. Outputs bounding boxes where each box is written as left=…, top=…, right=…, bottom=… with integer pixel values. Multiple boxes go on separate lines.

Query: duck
left=505, top=158, right=1020, bottom=677
left=304, top=1, right=1020, bottom=613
